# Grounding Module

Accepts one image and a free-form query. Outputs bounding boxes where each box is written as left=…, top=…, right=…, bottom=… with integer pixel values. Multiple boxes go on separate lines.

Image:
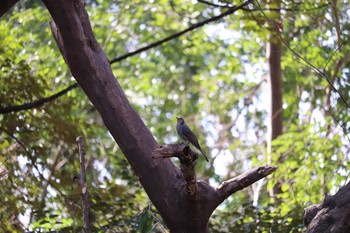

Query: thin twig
left=0, top=83, right=79, bottom=114
left=76, top=136, right=90, bottom=233
left=0, top=127, right=68, bottom=204
left=197, top=0, right=233, bottom=8
left=323, top=42, right=343, bottom=73
left=242, top=4, right=330, bottom=12
left=255, top=0, right=349, bottom=109
left=1, top=1, right=251, bottom=114
left=109, top=0, right=253, bottom=64
left=198, top=0, right=329, bottom=12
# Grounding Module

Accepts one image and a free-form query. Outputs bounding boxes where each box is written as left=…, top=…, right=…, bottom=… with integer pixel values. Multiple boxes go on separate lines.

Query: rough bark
left=152, top=144, right=199, bottom=196
left=304, top=181, right=350, bottom=233
left=216, top=166, right=277, bottom=199
left=152, top=144, right=277, bottom=231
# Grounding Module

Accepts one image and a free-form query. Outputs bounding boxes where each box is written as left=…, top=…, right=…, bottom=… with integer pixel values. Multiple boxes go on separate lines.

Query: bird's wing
left=183, top=124, right=209, bottom=162
left=182, top=124, right=200, bottom=146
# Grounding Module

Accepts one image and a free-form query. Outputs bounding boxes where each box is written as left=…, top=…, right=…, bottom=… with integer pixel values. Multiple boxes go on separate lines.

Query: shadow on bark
left=304, top=181, right=350, bottom=233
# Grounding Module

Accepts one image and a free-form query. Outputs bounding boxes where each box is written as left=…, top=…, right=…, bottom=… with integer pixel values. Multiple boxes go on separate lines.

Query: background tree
left=0, top=0, right=349, bottom=232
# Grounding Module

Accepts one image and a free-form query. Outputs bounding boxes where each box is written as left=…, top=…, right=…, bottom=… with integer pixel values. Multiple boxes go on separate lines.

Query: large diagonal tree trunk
left=42, top=0, right=184, bottom=229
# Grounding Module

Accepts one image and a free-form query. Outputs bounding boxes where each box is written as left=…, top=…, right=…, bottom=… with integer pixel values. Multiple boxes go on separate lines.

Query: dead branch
left=76, top=136, right=90, bottom=233
left=216, top=165, right=277, bottom=200
left=152, top=143, right=198, bottom=196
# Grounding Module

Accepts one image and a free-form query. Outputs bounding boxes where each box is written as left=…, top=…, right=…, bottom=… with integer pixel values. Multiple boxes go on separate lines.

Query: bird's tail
left=199, top=148, right=209, bottom=162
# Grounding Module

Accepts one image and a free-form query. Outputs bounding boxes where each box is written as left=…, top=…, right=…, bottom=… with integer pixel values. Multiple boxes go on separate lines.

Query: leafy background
left=0, top=0, right=349, bottom=232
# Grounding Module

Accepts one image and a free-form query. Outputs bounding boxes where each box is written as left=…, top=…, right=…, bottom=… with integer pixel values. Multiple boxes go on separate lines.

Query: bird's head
left=176, top=116, right=185, bottom=124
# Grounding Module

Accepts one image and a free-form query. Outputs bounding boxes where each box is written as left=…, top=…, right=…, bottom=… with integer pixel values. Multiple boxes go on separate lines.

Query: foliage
left=0, top=0, right=349, bottom=232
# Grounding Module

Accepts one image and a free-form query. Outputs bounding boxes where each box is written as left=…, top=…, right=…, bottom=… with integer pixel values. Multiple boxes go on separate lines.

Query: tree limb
left=0, top=83, right=78, bottom=114
left=0, top=1, right=334, bottom=117
left=1, top=1, right=250, bottom=115
left=216, top=165, right=277, bottom=200
left=198, top=0, right=330, bottom=12
left=109, top=0, right=253, bottom=64
left=152, top=144, right=198, bottom=196
left=197, top=0, right=233, bottom=8
left=2, top=0, right=253, bottom=116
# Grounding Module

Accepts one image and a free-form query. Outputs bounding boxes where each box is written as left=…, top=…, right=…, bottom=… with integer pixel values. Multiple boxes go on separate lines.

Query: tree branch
left=242, top=4, right=331, bottom=12
left=1, top=0, right=252, bottom=115
left=76, top=136, right=90, bottom=233
left=0, top=83, right=78, bottom=114
left=152, top=144, right=198, bottom=196
left=109, top=0, right=253, bottom=64
left=1, top=1, right=333, bottom=116
left=198, top=0, right=330, bottom=12
left=0, top=126, right=67, bottom=203
left=197, top=0, right=233, bottom=8
left=216, top=165, right=277, bottom=200
left=1, top=0, right=250, bottom=114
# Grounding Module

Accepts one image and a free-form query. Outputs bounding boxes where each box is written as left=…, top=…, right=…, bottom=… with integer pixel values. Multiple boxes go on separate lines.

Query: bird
left=176, top=116, right=209, bottom=162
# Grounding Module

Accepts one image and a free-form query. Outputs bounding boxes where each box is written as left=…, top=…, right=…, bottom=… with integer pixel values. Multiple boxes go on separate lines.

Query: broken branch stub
left=151, top=143, right=197, bottom=162
left=216, top=165, right=278, bottom=200
left=152, top=143, right=198, bottom=196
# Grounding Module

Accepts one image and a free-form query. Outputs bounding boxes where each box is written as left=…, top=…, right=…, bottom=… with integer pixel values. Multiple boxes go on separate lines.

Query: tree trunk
left=266, top=0, right=283, bottom=196
left=266, top=0, right=283, bottom=158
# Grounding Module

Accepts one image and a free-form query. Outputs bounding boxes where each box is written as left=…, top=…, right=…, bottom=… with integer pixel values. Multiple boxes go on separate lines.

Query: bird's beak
left=176, top=117, right=179, bottom=120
